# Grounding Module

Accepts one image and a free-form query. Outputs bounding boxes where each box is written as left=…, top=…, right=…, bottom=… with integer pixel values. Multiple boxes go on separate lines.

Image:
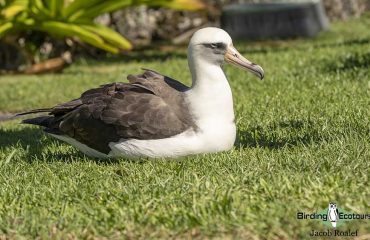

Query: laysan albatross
left=20, top=27, right=264, bottom=158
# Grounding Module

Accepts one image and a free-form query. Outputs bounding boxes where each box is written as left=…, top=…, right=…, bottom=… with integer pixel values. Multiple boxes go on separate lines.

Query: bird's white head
left=188, top=27, right=264, bottom=80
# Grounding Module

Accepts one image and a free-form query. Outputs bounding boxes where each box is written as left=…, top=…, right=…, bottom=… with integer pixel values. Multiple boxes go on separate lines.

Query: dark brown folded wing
left=22, top=70, right=195, bottom=154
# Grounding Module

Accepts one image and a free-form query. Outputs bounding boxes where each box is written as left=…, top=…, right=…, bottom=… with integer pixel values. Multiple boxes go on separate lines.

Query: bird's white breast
left=108, top=70, right=237, bottom=158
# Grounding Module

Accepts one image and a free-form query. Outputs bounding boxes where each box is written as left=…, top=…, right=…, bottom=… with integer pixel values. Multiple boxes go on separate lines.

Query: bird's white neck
left=186, top=55, right=235, bottom=124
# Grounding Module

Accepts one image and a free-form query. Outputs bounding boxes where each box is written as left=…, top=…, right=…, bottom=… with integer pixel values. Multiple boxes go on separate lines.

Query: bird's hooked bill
left=225, top=45, right=264, bottom=80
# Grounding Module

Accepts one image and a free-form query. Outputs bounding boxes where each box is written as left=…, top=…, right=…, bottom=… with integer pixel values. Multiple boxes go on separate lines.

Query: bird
left=328, top=202, right=339, bottom=228
left=19, top=27, right=264, bottom=159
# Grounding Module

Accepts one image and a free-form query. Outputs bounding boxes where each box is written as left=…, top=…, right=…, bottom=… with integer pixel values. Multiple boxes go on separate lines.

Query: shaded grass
left=0, top=16, right=370, bottom=239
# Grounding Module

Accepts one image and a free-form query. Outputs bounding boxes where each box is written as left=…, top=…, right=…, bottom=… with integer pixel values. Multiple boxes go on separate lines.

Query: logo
left=327, top=202, right=339, bottom=227
left=296, top=202, right=370, bottom=237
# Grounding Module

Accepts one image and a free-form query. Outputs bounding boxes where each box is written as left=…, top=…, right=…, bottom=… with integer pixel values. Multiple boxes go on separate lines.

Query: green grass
left=1, top=15, right=370, bottom=239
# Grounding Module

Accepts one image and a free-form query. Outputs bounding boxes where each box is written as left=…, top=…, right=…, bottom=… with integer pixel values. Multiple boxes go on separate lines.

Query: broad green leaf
left=1, top=0, right=28, bottom=18
left=69, top=0, right=204, bottom=21
left=82, top=24, right=132, bottom=50
left=135, top=0, right=205, bottom=11
left=0, top=21, right=13, bottom=38
left=154, top=0, right=206, bottom=11
left=44, top=0, right=64, bottom=17
left=1, top=4, right=25, bottom=18
left=62, top=0, right=102, bottom=19
left=29, top=0, right=51, bottom=18
left=35, top=21, right=119, bottom=53
left=68, top=0, right=132, bottom=21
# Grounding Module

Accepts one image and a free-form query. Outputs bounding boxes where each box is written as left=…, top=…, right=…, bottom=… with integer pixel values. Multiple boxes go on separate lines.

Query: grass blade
left=5, top=149, right=17, bottom=164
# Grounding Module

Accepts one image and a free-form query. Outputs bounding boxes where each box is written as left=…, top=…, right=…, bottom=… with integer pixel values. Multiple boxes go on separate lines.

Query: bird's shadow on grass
left=236, top=119, right=323, bottom=149
left=0, top=126, right=125, bottom=164
left=0, top=126, right=43, bottom=152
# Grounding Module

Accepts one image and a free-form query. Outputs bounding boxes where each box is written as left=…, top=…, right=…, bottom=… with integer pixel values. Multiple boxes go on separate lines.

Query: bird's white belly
left=109, top=121, right=236, bottom=158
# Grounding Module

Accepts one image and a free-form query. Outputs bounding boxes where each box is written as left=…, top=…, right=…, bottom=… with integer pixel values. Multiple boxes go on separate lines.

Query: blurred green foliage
left=0, top=0, right=205, bottom=53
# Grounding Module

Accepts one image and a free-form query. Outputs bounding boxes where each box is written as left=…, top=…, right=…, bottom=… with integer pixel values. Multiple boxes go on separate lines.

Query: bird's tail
left=0, top=108, right=52, bottom=122
left=331, top=221, right=337, bottom=228
left=21, top=114, right=61, bottom=135
left=22, top=115, right=54, bottom=126
left=15, top=108, right=52, bottom=116
left=8, top=107, right=52, bottom=127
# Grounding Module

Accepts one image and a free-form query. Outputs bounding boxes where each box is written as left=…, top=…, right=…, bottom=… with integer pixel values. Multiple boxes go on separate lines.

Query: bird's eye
left=203, top=42, right=226, bottom=50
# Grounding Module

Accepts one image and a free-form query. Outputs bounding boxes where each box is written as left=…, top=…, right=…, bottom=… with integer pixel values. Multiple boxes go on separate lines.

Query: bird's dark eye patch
left=203, top=42, right=226, bottom=50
